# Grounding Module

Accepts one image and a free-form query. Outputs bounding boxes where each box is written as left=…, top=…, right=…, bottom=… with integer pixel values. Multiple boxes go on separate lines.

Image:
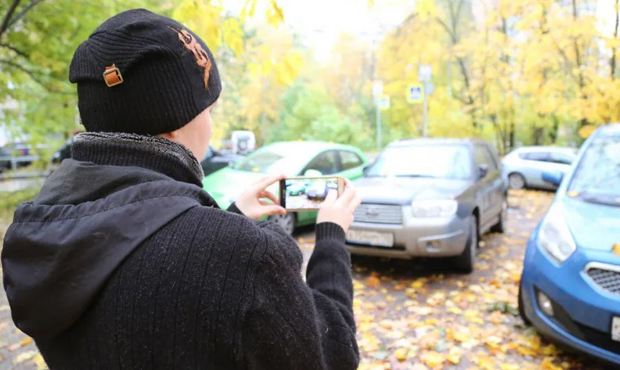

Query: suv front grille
left=354, top=204, right=402, bottom=224
left=586, top=267, right=620, bottom=296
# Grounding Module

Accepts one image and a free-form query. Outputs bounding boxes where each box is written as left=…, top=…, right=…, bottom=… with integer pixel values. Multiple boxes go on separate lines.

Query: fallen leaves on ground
left=352, top=190, right=602, bottom=369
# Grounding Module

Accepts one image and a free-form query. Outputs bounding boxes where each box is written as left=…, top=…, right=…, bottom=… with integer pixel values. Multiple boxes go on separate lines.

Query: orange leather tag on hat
left=613, top=243, right=620, bottom=256
left=103, top=64, right=123, bottom=87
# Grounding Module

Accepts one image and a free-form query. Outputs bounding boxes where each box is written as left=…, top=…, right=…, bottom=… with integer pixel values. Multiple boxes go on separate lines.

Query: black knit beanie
left=69, top=9, right=221, bottom=135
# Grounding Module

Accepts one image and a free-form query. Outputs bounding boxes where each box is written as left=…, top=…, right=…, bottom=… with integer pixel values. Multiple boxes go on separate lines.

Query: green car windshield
left=230, top=146, right=309, bottom=174
left=568, top=135, right=620, bottom=206
left=366, top=144, right=472, bottom=179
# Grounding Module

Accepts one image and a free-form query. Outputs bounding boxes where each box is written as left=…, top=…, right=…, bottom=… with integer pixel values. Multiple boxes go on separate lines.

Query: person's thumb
left=322, top=189, right=338, bottom=207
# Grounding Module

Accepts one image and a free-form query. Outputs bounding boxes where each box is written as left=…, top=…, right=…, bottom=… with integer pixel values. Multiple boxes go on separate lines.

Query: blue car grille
left=354, top=204, right=402, bottom=224
left=586, top=267, right=620, bottom=296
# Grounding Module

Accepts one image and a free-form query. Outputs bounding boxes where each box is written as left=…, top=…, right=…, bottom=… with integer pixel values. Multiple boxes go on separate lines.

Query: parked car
left=51, top=138, right=74, bottom=164
left=200, top=146, right=243, bottom=176
left=306, top=182, right=329, bottom=201
left=230, top=130, right=256, bottom=155
left=0, top=146, right=11, bottom=173
left=286, top=181, right=307, bottom=196
left=202, top=141, right=368, bottom=234
left=502, top=146, right=577, bottom=190
left=345, top=138, right=507, bottom=273
left=1, top=142, right=38, bottom=169
left=518, top=124, right=620, bottom=366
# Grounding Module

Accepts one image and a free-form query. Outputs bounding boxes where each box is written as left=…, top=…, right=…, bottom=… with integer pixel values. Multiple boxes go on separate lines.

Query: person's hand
left=235, top=174, right=286, bottom=220
left=316, top=179, right=361, bottom=233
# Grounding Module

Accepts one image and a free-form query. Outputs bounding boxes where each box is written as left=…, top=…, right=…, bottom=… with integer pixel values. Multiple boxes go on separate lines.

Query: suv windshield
left=568, top=134, right=620, bottom=206
left=366, top=144, right=473, bottom=179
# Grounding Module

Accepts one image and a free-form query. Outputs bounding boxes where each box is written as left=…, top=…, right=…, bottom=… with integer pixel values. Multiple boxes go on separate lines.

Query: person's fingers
left=322, top=189, right=338, bottom=207
left=262, top=205, right=287, bottom=216
left=259, top=190, right=280, bottom=205
left=348, top=193, right=362, bottom=213
left=335, top=184, right=356, bottom=207
left=253, top=174, right=286, bottom=193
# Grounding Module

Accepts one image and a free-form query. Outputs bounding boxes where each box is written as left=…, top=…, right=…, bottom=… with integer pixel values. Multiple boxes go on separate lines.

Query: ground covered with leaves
left=0, top=190, right=611, bottom=369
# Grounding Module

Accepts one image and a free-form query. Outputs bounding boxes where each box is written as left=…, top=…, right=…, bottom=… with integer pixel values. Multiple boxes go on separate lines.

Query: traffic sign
left=378, top=96, right=390, bottom=110
left=407, top=85, right=423, bottom=104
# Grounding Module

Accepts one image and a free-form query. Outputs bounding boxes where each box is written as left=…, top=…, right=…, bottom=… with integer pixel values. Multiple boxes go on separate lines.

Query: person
left=1, top=9, right=361, bottom=370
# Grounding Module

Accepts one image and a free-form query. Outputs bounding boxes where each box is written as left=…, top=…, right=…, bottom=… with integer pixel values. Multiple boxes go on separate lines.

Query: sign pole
left=373, top=80, right=383, bottom=150
left=418, top=64, right=432, bottom=138
left=422, top=86, right=429, bottom=137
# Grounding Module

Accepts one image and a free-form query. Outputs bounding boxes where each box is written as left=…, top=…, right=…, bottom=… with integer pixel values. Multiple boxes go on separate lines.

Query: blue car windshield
left=366, top=144, right=473, bottom=179
left=568, top=135, right=620, bottom=206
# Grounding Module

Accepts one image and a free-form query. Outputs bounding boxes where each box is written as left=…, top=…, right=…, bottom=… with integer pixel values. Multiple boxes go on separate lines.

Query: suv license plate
left=346, top=230, right=394, bottom=247
left=612, top=317, right=620, bottom=342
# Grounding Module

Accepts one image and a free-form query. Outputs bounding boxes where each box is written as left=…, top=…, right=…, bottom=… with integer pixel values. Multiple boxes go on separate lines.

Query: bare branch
left=0, top=0, right=21, bottom=38
left=7, top=0, right=46, bottom=29
left=0, top=42, right=28, bottom=58
left=0, top=58, right=45, bottom=85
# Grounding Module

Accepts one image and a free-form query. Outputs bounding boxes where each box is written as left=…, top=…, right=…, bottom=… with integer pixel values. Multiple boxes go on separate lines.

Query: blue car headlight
left=538, top=203, right=576, bottom=263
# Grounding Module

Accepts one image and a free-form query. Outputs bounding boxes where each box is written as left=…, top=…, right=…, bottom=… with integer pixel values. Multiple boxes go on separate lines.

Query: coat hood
left=2, top=158, right=216, bottom=339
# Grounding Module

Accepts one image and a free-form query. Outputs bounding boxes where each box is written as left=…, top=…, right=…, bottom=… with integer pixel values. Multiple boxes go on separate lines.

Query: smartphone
left=279, top=176, right=345, bottom=211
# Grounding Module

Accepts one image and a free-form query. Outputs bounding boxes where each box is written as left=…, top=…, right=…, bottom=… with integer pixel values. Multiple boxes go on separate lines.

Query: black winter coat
left=1, top=133, right=359, bottom=370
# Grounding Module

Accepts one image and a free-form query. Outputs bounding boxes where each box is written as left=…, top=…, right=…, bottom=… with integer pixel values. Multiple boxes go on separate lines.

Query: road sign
left=419, top=64, right=432, bottom=82
left=407, top=85, right=423, bottom=104
left=372, top=80, right=383, bottom=99
left=378, top=96, right=390, bottom=110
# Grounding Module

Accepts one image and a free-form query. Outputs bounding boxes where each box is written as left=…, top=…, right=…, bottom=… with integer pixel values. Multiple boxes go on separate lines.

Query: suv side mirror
left=542, top=171, right=563, bottom=187
left=478, top=164, right=489, bottom=179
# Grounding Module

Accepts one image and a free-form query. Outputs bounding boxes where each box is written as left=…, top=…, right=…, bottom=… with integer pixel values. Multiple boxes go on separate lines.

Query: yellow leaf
left=394, top=347, right=409, bottom=362
left=447, top=347, right=462, bottom=365
left=420, top=351, right=445, bottom=368
left=540, top=357, right=563, bottom=370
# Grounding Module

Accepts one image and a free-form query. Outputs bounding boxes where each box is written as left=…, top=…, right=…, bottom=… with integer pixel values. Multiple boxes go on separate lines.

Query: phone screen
left=279, top=176, right=342, bottom=211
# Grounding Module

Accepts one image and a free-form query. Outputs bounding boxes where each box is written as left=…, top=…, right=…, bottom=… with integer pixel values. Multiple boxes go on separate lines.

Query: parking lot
left=0, top=189, right=610, bottom=369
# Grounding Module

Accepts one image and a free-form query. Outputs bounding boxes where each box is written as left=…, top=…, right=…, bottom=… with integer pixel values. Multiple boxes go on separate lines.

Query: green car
left=202, top=141, right=368, bottom=234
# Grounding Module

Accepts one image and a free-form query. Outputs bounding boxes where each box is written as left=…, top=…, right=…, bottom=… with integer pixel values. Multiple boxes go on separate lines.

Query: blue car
left=519, top=123, right=620, bottom=366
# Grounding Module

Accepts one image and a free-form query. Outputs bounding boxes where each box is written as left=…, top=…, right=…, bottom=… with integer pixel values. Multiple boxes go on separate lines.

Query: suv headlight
left=538, top=203, right=576, bottom=263
left=411, top=200, right=458, bottom=218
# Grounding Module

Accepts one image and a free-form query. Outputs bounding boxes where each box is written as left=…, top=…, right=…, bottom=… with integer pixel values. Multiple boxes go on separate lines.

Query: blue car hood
left=563, top=196, right=620, bottom=251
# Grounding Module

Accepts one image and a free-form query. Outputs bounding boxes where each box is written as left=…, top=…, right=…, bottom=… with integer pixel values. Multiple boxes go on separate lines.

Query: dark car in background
left=346, top=138, right=507, bottom=273
left=0, top=146, right=12, bottom=173
left=200, top=146, right=243, bottom=176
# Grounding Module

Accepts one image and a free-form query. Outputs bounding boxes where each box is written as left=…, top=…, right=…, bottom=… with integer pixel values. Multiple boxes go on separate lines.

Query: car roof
left=510, top=146, right=577, bottom=154
left=593, top=123, right=620, bottom=137
left=261, top=141, right=361, bottom=155
left=387, top=138, right=486, bottom=148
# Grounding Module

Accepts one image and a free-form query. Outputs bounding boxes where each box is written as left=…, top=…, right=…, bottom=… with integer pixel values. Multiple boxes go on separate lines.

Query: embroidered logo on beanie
left=172, top=28, right=212, bottom=89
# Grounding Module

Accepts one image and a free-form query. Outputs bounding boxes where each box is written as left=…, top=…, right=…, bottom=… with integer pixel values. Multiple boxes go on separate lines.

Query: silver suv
left=346, top=138, right=507, bottom=273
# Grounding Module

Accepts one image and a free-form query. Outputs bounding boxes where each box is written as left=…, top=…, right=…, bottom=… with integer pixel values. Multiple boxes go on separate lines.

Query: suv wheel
left=453, top=215, right=478, bottom=273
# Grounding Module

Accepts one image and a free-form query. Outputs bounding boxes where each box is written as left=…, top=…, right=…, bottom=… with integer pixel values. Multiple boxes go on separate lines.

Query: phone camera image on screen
left=283, top=177, right=339, bottom=210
